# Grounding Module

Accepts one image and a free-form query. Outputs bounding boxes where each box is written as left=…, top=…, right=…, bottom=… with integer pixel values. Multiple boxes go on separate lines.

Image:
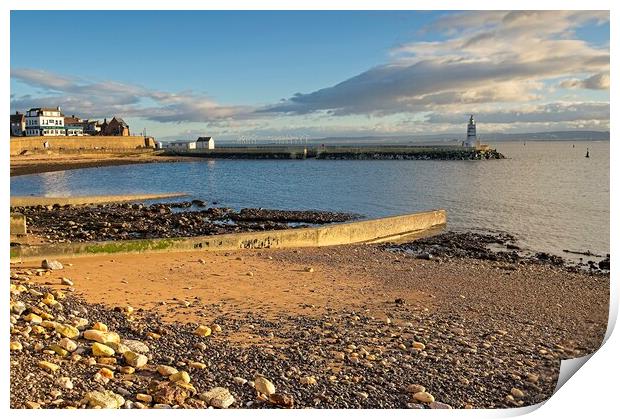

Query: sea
left=11, top=140, right=610, bottom=261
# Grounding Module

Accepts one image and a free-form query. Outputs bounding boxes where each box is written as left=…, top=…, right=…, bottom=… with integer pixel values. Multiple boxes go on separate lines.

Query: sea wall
left=10, top=136, right=154, bottom=155
left=10, top=209, right=447, bottom=260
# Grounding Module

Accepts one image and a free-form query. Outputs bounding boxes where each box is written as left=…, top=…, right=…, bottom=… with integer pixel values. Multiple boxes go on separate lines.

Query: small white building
left=25, top=107, right=65, bottom=136
left=166, top=141, right=197, bottom=150
left=196, top=136, right=215, bottom=150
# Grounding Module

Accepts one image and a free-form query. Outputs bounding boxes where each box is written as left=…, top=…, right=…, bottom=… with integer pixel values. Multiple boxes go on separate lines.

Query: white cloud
left=263, top=11, right=609, bottom=120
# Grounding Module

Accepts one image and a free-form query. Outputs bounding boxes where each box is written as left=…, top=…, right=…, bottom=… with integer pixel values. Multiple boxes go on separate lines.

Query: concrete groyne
left=10, top=209, right=446, bottom=260
left=10, top=193, right=187, bottom=208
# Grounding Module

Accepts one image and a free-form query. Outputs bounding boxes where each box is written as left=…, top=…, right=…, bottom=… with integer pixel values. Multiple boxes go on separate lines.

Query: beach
left=10, top=152, right=192, bottom=177
left=10, top=236, right=609, bottom=409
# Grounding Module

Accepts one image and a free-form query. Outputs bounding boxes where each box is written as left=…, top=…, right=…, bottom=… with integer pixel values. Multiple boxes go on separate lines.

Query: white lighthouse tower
left=465, top=114, right=477, bottom=148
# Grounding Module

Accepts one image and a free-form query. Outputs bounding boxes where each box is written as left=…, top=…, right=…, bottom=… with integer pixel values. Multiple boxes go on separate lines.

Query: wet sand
left=10, top=152, right=194, bottom=177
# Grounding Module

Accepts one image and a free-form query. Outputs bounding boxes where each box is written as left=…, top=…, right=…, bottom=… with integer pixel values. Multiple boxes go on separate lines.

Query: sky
left=10, top=10, right=610, bottom=141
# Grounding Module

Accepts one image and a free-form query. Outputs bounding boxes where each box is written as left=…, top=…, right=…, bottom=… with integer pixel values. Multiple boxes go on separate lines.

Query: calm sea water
left=11, top=140, right=610, bottom=259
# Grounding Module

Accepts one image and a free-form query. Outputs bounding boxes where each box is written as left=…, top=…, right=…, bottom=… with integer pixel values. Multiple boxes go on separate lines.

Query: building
left=100, top=117, right=130, bottom=136
left=166, top=141, right=197, bottom=150
left=82, top=120, right=102, bottom=135
left=465, top=115, right=477, bottom=148
left=64, top=115, right=84, bottom=136
left=196, top=136, right=215, bottom=150
left=10, top=112, right=25, bottom=137
left=24, top=107, right=65, bottom=136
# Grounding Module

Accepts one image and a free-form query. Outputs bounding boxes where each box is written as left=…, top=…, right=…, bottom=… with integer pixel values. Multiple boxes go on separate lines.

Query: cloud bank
left=10, top=11, right=609, bottom=137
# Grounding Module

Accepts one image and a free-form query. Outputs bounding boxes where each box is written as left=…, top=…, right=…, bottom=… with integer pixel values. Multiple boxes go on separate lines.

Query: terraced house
left=24, top=107, right=65, bottom=136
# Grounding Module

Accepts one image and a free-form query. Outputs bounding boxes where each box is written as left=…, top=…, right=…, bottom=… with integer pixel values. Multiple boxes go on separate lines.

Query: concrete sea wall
left=10, top=136, right=154, bottom=155
left=10, top=210, right=447, bottom=260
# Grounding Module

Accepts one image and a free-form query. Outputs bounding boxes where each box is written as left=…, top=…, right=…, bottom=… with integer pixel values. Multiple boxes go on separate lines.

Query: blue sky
left=10, top=10, right=610, bottom=141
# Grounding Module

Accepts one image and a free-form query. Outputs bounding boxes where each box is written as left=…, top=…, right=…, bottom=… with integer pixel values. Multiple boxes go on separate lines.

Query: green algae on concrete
left=83, top=238, right=182, bottom=254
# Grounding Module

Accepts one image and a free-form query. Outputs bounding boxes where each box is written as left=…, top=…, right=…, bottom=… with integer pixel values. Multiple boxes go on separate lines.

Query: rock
left=25, top=401, right=41, bottom=409
left=42, top=259, right=63, bottom=270
left=254, top=375, right=276, bottom=396
left=49, top=344, right=69, bottom=357
left=299, top=376, right=317, bottom=385
left=169, top=371, right=191, bottom=384
left=194, top=325, right=212, bottom=337
left=511, top=388, right=524, bottom=398
left=124, top=351, right=148, bottom=368
left=85, top=390, right=125, bottom=409
left=429, top=401, right=452, bottom=409
left=122, top=339, right=150, bottom=353
left=136, top=394, right=153, bottom=403
left=188, top=361, right=206, bottom=369
left=38, top=361, right=60, bottom=373
left=269, top=393, right=295, bottom=408
left=304, top=267, right=314, bottom=273
left=60, top=278, right=74, bottom=286
left=98, top=367, right=114, bottom=379
left=157, top=365, right=179, bottom=376
left=107, top=342, right=131, bottom=354
left=92, top=322, right=108, bottom=332
left=150, top=381, right=192, bottom=405
left=194, top=342, right=207, bottom=351
left=413, top=391, right=435, bottom=403
left=56, top=377, right=73, bottom=390
left=406, top=384, right=426, bottom=393
left=92, top=342, right=116, bottom=357
left=24, top=313, right=42, bottom=324
left=417, top=252, right=433, bottom=260
left=200, top=387, right=235, bottom=408
left=213, top=324, right=222, bottom=333
left=119, top=366, right=135, bottom=374
left=55, top=324, right=80, bottom=339
left=411, top=342, right=426, bottom=350
left=83, top=329, right=120, bottom=344
left=233, top=377, right=247, bottom=385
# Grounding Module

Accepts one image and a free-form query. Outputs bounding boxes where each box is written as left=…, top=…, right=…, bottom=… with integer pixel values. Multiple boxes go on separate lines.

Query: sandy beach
left=10, top=152, right=193, bottom=177
left=10, top=241, right=609, bottom=409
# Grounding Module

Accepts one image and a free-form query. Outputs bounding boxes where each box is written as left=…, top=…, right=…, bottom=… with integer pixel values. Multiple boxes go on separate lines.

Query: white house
left=196, top=136, right=215, bottom=150
left=25, top=107, right=65, bottom=136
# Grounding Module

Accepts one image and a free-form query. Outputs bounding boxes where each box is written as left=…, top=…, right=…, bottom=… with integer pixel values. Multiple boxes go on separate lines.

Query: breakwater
left=164, top=145, right=504, bottom=160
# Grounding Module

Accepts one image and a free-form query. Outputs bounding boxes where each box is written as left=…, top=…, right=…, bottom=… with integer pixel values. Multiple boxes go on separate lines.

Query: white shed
left=196, top=136, right=215, bottom=150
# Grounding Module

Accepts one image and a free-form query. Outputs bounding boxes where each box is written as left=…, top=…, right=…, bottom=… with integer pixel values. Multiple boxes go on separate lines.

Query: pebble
left=157, top=365, right=178, bottom=376
left=169, top=371, right=191, bottom=384
left=189, top=361, right=206, bottom=369
left=38, top=360, right=60, bottom=373
left=136, top=394, right=153, bottom=403
left=85, top=390, right=125, bottom=409
left=124, top=351, right=148, bottom=368
left=58, top=338, right=78, bottom=352
left=194, top=325, right=212, bottom=337
left=56, top=376, right=74, bottom=390
left=254, top=375, right=276, bottom=396
left=42, top=259, right=63, bottom=270
left=10, top=341, right=23, bottom=351
left=233, top=377, right=247, bottom=385
left=200, top=387, right=235, bottom=408
left=406, top=384, right=426, bottom=393
left=511, top=388, right=525, bottom=398
left=413, top=391, right=435, bottom=403
left=92, top=342, right=115, bottom=357
left=60, top=277, right=74, bottom=286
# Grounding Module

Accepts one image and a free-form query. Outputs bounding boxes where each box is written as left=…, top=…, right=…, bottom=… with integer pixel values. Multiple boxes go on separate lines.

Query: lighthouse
left=465, top=115, right=477, bottom=148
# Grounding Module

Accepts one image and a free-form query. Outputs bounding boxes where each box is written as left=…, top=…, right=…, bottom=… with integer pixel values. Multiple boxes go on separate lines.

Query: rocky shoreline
left=384, top=231, right=610, bottom=274
left=12, top=202, right=357, bottom=244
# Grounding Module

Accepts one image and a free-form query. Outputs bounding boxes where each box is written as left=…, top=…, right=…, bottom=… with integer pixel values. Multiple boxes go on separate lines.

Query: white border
left=3, top=2, right=616, bottom=419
